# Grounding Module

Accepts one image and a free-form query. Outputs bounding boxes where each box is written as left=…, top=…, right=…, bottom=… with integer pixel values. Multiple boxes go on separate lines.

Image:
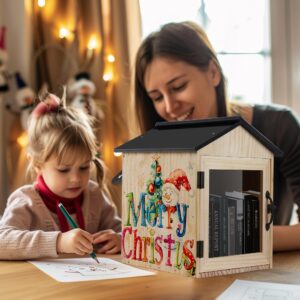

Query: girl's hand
left=92, top=229, right=121, bottom=254
left=57, top=228, right=93, bottom=255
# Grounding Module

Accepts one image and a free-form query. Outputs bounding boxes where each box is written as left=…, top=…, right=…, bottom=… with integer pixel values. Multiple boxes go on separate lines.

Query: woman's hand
left=273, top=224, right=300, bottom=252
left=57, top=228, right=93, bottom=255
left=92, top=229, right=121, bottom=254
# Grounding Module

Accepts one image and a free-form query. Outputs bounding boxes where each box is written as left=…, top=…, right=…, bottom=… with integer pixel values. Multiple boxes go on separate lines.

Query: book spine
left=227, top=203, right=236, bottom=256
left=209, top=198, right=214, bottom=258
left=220, top=196, right=228, bottom=256
left=212, top=197, right=220, bottom=257
left=251, top=197, right=260, bottom=252
left=235, top=198, right=244, bottom=255
left=244, top=197, right=252, bottom=253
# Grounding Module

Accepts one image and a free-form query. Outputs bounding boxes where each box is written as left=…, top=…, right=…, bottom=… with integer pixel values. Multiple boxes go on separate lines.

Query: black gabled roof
left=115, top=116, right=283, bottom=157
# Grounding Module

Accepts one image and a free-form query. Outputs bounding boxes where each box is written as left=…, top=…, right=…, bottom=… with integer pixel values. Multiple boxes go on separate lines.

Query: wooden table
left=1, top=252, right=300, bottom=300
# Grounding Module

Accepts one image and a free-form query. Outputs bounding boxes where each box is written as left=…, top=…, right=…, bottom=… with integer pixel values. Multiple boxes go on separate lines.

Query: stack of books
left=209, top=191, right=260, bottom=258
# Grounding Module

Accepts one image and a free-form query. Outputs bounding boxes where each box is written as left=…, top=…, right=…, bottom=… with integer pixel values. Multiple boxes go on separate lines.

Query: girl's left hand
left=92, top=229, right=121, bottom=254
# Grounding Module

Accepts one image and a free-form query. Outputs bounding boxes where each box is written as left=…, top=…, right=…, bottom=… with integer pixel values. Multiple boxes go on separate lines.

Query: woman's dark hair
left=134, top=21, right=227, bottom=133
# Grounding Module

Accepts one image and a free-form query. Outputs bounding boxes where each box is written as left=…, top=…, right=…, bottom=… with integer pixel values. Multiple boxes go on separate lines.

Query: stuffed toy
left=68, top=72, right=104, bottom=119
left=15, top=72, right=35, bottom=130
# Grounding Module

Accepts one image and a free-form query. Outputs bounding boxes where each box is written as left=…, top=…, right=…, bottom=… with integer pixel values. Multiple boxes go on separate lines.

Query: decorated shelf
left=115, top=116, right=282, bottom=278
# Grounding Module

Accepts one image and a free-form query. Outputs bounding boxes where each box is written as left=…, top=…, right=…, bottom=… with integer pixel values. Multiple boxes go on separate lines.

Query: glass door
left=197, top=156, right=272, bottom=274
left=209, top=169, right=262, bottom=258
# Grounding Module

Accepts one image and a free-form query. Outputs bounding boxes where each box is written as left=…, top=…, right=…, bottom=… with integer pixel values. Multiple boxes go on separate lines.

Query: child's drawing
left=29, top=257, right=154, bottom=282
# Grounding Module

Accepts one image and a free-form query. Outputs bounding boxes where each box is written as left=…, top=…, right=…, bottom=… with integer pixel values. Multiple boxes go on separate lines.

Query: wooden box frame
left=117, top=117, right=280, bottom=278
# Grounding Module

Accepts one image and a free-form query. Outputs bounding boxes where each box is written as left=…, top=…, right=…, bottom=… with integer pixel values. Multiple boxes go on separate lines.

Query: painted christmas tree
left=145, top=160, right=163, bottom=224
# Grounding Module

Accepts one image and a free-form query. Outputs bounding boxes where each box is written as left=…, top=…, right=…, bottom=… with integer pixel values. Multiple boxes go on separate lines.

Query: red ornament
left=148, top=183, right=155, bottom=194
left=156, top=165, right=161, bottom=173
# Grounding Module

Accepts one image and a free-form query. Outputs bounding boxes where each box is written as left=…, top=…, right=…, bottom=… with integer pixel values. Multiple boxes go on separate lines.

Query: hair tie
left=32, top=93, right=60, bottom=118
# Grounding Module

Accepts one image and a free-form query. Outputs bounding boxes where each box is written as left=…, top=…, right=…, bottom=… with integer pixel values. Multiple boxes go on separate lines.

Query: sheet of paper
left=29, top=257, right=155, bottom=282
left=217, top=279, right=300, bottom=300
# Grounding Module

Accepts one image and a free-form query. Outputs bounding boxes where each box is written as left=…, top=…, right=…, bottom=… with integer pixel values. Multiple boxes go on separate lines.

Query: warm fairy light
left=107, top=54, right=115, bottom=63
left=114, top=151, right=122, bottom=157
left=103, top=72, right=113, bottom=82
left=59, top=27, right=70, bottom=39
left=37, top=0, right=46, bottom=7
left=17, top=132, right=29, bottom=148
left=87, top=37, right=98, bottom=50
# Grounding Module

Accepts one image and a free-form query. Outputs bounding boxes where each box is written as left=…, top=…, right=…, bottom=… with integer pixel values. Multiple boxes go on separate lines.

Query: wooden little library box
left=115, top=116, right=282, bottom=278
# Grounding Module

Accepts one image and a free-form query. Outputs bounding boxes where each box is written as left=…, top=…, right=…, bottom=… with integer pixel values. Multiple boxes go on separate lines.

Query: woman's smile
left=176, top=108, right=194, bottom=121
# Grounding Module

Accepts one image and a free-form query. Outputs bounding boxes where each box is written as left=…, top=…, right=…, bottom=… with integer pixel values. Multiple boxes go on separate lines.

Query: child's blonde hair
left=27, top=91, right=106, bottom=190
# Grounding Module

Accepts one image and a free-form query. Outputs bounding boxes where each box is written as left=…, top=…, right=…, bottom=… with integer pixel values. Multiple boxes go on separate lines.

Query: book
left=226, top=191, right=260, bottom=254
left=220, top=196, right=228, bottom=256
left=209, top=197, right=214, bottom=258
left=209, top=194, right=222, bottom=257
left=225, top=193, right=244, bottom=255
left=251, top=197, right=260, bottom=252
left=243, top=190, right=261, bottom=253
left=209, top=194, right=229, bottom=257
left=227, top=202, right=236, bottom=256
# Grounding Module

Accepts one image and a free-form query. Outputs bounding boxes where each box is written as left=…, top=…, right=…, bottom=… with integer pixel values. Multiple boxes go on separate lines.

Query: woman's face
left=144, top=57, right=221, bottom=121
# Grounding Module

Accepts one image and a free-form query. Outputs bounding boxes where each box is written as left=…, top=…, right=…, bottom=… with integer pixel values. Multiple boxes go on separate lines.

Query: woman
left=134, top=21, right=300, bottom=251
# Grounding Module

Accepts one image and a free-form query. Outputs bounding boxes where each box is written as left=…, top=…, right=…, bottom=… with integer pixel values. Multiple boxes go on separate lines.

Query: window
left=139, top=0, right=270, bottom=104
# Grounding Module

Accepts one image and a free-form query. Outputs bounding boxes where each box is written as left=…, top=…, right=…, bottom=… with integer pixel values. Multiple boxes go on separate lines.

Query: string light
left=17, top=132, right=29, bottom=148
left=114, top=151, right=122, bottom=157
left=107, top=54, right=115, bottom=63
left=37, top=0, right=46, bottom=8
left=103, top=73, right=113, bottom=82
left=59, top=27, right=71, bottom=39
left=87, top=37, right=98, bottom=50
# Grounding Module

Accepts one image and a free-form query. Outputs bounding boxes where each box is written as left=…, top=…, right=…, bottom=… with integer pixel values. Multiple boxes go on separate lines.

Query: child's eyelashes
left=80, top=166, right=90, bottom=171
left=56, top=165, right=90, bottom=173
left=57, top=168, right=69, bottom=173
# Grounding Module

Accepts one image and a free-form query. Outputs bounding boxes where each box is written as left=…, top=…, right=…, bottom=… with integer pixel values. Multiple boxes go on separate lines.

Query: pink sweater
left=0, top=180, right=121, bottom=260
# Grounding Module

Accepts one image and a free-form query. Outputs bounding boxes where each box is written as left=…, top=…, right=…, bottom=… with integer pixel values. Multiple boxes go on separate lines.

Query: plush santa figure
left=68, top=72, right=104, bottom=119
left=15, top=72, right=35, bottom=130
left=0, top=26, right=9, bottom=92
left=162, top=169, right=192, bottom=206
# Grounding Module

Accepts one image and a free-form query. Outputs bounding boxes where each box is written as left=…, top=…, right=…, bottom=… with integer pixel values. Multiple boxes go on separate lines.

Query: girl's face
left=144, top=57, right=221, bottom=122
left=36, top=150, right=91, bottom=199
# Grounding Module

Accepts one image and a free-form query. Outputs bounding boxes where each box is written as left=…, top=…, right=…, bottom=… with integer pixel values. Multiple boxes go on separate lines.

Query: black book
left=244, top=195, right=252, bottom=253
left=251, top=196, right=260, bottom=252
left=220, top=196, right=228, bottom=257
left=209, top=194, right=222, bottom=257
left=226, top=191, right=260, bottom=254
left=244, top=190, right=261, bottom=253
left=225, top=192, right=244, bottom=255
left=209, top=197, right=214, bottom=258
left=227, top=197, right=236, bottom=256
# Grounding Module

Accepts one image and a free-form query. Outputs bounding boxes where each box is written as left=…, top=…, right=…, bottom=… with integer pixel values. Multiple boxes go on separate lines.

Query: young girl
left=0, top=92, right=121, bottom=260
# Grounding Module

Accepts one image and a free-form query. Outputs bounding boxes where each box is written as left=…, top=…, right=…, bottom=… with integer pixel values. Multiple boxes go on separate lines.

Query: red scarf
left=35, top=175, right=85, bottom=232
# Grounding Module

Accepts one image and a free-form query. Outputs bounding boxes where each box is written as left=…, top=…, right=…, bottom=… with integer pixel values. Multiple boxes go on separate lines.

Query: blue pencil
left=58, top=203, right=99, bottom=264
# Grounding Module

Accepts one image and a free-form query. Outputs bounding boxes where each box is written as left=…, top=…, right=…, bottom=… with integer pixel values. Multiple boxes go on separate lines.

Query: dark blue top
left=253, top=104, right=300, bottom=225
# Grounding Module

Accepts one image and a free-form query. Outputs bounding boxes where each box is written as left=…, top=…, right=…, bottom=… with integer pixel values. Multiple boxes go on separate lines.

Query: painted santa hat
left=68, top=72, right=96, bottom=97
left=15, top=72, right=35, bottom=108
left=164, top=169, right=191, bottom=192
